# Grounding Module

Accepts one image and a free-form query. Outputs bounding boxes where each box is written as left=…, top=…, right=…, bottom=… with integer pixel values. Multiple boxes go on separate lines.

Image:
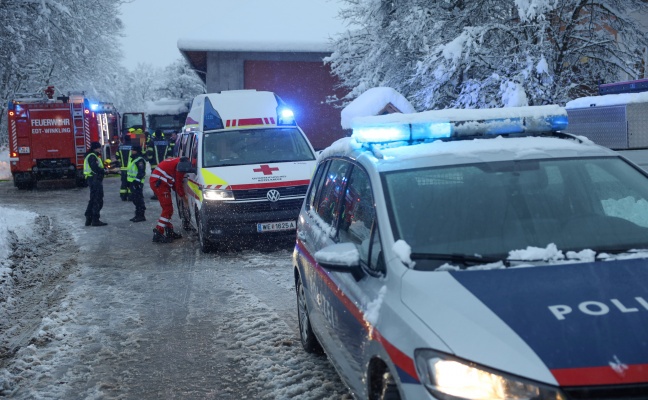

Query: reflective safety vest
left=127, top=156, right=145, bottom=183
left=84, top=152, right=103, bottom=178
left=117, top=145, right=132, bottom=171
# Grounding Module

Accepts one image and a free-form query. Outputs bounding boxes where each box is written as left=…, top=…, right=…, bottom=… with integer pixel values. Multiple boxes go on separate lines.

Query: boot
left=85, top=217, right=92, bottom=226
left=91, top=220, right=108, bottom=226
left=130, top=215, right=146, bottom=223
left=150, top=195, right=158, bottom=200
left=166, top=227, right=183, bottom=239
left=152, top=228, right=171, bottom=243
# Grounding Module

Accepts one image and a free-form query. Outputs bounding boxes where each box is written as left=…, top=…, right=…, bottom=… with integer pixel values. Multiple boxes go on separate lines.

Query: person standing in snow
left=149, top=156, right=187, bottom=243
left=146, top=129, right=170, bottom=200
left=83, top=142, right=107, bottom=227
left=116, top=135, right=133, bottom=201
left=127, top=145, right=147, bottom=223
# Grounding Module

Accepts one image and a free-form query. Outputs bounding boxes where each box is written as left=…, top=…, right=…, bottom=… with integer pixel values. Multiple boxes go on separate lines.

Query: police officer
left=146, top=129, right=170, bottom=200
left=127, top=145, right=147, bottom=223
left=116, top=136, right=133, bottom=201
left=83, top=142, right=107, bottom=226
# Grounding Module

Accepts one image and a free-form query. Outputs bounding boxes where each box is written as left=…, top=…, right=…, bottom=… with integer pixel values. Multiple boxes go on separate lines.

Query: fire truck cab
left=7, top=91, right=116, bottom=189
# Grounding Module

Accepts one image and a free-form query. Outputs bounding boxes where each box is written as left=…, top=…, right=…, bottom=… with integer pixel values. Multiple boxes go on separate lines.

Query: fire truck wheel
left=15, top=181, right=34, bottom=190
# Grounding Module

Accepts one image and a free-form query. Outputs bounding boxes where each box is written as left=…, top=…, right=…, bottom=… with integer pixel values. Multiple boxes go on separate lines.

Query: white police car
left=292, top=105, right=648, bottom=399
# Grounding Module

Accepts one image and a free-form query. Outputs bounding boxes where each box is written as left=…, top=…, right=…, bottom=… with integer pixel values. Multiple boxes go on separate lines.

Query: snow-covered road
left=0, top=176, right=350, bottom=399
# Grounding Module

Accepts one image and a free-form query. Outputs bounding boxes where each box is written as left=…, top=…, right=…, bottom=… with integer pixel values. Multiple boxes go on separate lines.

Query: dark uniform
left=127, top=145, right=147, bottom=222
left=116, top=136, right=133, bottom=201
left=83, top=142, right=107, bottom=226
left=145, top=129, right=170, bottom=171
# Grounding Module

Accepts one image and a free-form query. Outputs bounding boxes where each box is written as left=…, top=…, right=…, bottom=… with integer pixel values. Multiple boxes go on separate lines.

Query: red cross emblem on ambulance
left=253, top=164, right=279, bottom=175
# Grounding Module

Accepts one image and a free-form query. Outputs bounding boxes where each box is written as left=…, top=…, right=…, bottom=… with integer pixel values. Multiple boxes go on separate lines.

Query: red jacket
left=150, top=157, right=186, bottom=197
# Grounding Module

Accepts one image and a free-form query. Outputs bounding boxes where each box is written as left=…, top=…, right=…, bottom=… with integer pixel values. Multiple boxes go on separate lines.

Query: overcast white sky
left=119, top=0, right=216, bottom=70
left=119, top=0, right=347, bottom=71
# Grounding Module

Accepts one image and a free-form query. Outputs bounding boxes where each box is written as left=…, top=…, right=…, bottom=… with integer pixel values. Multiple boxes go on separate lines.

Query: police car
left=175, top=90, right=317, bottom=252
left=292, top=104, right=648, bottom=399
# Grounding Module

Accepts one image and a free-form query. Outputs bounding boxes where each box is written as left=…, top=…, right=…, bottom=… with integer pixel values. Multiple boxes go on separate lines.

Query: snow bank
left=0, top=147, right=11, bottom=180
left=341, top=87, right=416, bottom=130
left=0, top=206, right=38, bottom=263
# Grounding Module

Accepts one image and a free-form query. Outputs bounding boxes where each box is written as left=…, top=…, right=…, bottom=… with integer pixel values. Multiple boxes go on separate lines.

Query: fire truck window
left=338, top=166, right=375, bottom=250
left=315, top=159, right=349, bottom=229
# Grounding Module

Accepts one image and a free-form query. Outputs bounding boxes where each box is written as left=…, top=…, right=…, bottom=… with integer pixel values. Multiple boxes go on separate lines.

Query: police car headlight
left=203, top=189, right=234, bottom=201
left=415, top=349, right=566, bottom=400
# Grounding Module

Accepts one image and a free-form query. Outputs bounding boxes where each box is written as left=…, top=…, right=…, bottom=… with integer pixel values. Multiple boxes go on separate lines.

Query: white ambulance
left=175, top=90, right=317, bottom=252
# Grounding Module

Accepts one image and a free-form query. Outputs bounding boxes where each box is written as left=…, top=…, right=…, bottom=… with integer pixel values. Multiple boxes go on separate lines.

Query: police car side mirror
left=177, top=161, right=196, bottom=174
left=314, top=242, right=361, bottom=272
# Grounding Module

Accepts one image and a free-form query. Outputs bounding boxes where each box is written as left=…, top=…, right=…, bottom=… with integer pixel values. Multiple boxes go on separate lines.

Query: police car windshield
left=203, top=127, right=315, bottom=167
left=383, top=156, right=648, bottom=270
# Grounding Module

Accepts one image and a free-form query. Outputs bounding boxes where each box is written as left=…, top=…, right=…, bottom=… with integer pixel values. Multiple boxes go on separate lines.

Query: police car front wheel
left=296, top=277, right=322, bottom=354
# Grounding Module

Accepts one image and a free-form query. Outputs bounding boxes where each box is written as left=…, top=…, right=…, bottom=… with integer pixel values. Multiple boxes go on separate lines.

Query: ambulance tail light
left=203, top=188, right=234, bottom=201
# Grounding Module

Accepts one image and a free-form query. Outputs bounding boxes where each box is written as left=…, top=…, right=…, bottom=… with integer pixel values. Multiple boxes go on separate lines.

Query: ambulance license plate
left=257, top=220, right=296, bottom=232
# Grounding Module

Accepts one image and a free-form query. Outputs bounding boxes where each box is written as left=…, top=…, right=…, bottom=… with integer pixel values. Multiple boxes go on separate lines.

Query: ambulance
left=175, top=90, right=317, bottom=252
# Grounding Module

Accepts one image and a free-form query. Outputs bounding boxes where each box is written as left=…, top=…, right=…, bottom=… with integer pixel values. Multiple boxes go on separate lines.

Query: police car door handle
left=298, top=231, right=308, bottom=242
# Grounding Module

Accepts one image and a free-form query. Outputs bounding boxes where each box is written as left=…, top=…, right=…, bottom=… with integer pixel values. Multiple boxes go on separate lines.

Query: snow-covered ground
left=0, top=156, right=350, bottom=398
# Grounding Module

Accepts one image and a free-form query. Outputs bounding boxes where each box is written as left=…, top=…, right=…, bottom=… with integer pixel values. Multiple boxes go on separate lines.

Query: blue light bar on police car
left=353, top=122, right=453, bottom=144
left=352, top=105, right=569, bottom=144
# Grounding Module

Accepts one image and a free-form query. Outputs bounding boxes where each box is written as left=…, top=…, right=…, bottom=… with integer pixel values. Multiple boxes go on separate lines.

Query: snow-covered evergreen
left=327, top=0, right=648, bottom=110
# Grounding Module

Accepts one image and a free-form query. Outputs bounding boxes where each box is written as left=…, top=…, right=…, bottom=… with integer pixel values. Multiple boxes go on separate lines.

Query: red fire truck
left=7, top=90, right=119, bottom=189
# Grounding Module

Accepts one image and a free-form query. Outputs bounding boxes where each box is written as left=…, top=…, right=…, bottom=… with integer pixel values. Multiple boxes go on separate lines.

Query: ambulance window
left=190, top=135, right=198, bottom=167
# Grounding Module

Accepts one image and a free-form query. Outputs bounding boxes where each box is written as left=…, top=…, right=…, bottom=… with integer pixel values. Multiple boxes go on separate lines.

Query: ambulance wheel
left=196, top=212, right=214, bottom=253
left=178, top=200, right=192, bottom=231
left=296, top=276, right=323, bottom=354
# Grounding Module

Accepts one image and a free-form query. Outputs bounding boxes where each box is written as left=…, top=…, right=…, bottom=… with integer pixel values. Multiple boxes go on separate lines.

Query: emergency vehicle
left=146, top=98, right=189, bottom=136
left=175, top=90, right=317, bottom=252
left=566, top=78, right=648, bottom=170
left=294, top=104, right=648, bottom=399
left=7, top=91, right=117, bottom=189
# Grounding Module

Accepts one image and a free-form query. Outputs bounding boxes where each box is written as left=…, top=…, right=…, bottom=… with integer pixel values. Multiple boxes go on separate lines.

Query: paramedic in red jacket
left=149, top=156, right=187, bottom=243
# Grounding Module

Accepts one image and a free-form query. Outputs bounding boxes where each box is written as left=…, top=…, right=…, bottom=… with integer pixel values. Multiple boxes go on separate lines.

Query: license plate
left=257, top=220, right=296, bottom=232
left=18, top=146, right=30, bottom=154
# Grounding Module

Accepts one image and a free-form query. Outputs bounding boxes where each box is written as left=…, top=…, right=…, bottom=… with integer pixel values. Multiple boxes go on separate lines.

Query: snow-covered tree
left=0, top=0, right=124, bottom=145
left=154, top=58, right=206, bottom=100
left=327, top=0, right=648, bottom=110
left=114, top=58, right=205, bottom=112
